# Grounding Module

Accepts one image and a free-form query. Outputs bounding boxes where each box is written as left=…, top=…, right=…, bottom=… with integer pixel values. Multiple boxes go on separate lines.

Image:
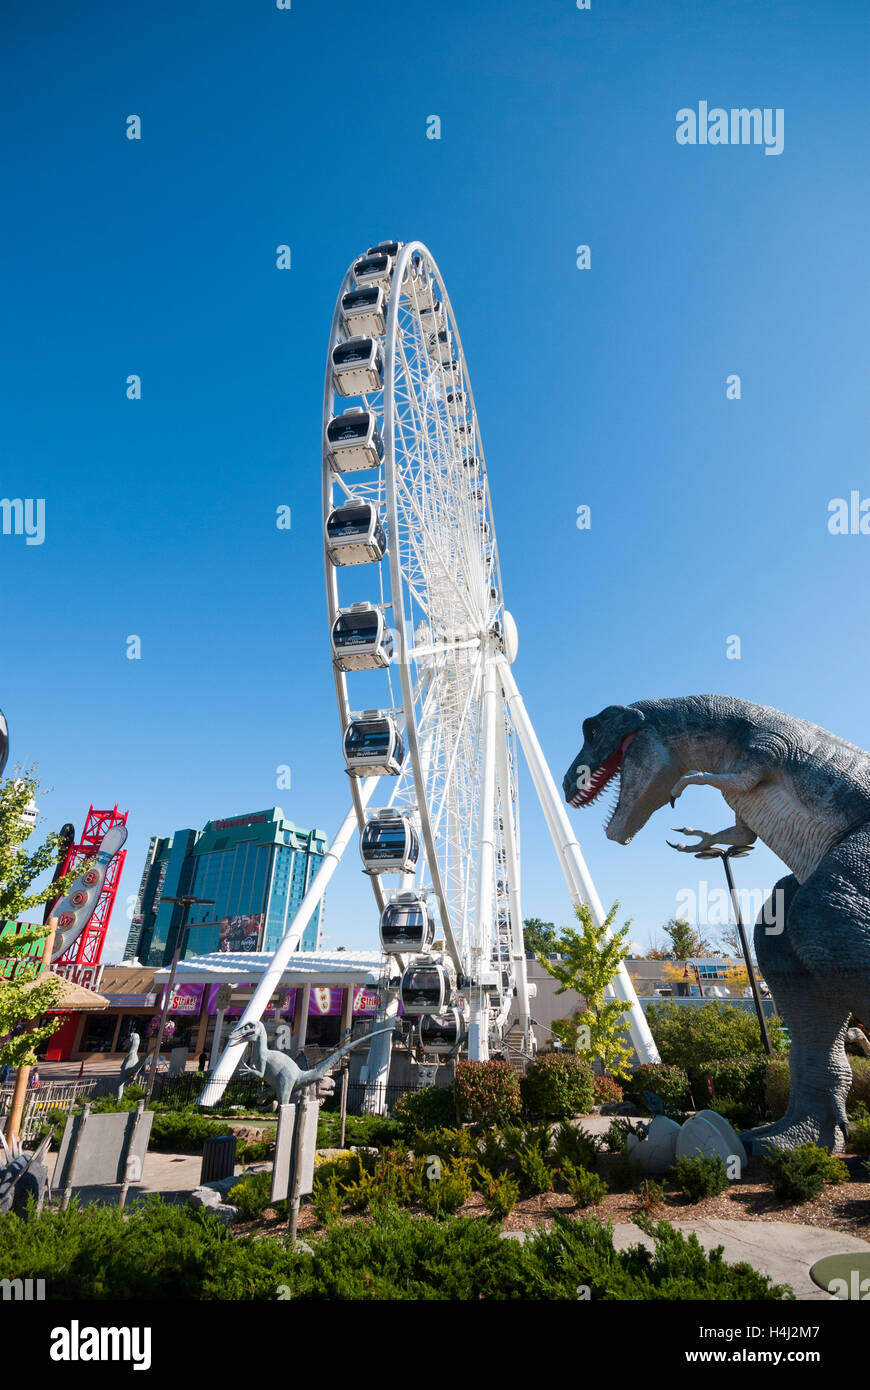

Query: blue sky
left=2, top=0, right=869, bottom=960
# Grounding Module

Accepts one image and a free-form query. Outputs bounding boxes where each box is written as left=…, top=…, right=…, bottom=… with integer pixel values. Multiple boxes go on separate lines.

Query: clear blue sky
left=2, top=0, right=868, bottom=960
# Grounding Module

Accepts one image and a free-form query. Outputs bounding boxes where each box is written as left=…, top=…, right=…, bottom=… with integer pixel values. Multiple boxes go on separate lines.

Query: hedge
left=520, top=1053, right=594, bottom=1119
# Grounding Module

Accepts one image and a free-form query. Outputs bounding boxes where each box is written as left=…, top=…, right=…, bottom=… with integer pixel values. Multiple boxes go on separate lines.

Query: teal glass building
left=130, top=808, right=327, bottom=968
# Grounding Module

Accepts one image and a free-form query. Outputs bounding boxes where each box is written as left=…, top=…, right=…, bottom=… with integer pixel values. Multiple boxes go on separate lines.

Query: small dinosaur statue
left=563, top=695, right=870, bottom=1153
left=228, top=1019, right=396, bottom=1105
left=117, top=1031, right=148, bottom=1101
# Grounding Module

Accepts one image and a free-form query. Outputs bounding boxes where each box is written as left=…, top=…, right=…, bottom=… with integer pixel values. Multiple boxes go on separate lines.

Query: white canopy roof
left=153, top=948, right=384, bottom=989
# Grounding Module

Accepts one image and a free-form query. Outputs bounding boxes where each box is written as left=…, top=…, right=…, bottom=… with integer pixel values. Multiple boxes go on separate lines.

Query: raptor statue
left=228, top=1019, right=396, bottom=1106
left=563, top=694, right=870, bottom=1153
left=117, top=1031, right=148, bottom=1101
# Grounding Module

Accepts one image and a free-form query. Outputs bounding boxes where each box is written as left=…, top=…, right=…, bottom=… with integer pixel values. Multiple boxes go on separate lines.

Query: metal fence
left=0, top=1077, right=110, bottom=1144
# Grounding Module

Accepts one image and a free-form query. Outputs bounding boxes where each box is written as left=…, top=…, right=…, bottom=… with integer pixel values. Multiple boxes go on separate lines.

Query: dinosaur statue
left=228, top=1019, right=396, bottom=1106
left=117, top=1031, right=147, bottom=1101
left=563, top=694, right=870, bottom=1153
left=0, top=1131, right=51, bottom=1218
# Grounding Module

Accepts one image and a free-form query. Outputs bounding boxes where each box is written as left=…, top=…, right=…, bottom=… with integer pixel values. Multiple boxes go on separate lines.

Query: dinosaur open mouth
left=568, top=733, right=637, bottom=812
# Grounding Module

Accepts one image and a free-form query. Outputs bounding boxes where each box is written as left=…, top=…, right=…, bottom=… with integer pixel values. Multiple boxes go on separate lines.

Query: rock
left=675, top=1110, right=747, bottom=1168
left=188, top=1185, right=239, bottom=1224
left=625, top=1115, right=681, bottom=1173
left=600, top=1101, right=639, bottom=1116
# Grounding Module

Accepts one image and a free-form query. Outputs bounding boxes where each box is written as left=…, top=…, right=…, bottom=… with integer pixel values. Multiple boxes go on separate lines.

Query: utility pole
left=144, top=895, right=214, bottom=1106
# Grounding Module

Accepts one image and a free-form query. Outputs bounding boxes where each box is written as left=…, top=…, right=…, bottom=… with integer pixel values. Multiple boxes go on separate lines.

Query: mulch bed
left=231, top=1150, right=870, bottom=1242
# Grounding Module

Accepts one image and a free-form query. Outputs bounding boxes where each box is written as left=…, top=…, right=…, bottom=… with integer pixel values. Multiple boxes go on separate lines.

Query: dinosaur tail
left=296, top=1024, right=396, bottom=1087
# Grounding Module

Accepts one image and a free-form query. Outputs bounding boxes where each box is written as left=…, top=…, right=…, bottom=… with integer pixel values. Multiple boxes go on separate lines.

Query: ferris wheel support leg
left=495, top=691, right=532, bottom=1056
left=499, top=664, right=660, bottom=1066
left=469, top=658, right=499, bottom=1062
left=362, top=991, right=398, bottom=1115
left=198, top=777, right=381, bottom=1107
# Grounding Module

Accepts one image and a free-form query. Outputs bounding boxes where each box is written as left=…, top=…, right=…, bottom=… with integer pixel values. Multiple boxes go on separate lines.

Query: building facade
left=129, top=808, right=327, bottom=967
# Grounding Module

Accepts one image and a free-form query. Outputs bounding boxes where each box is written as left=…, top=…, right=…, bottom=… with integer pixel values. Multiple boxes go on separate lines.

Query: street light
left=144, top=894, right=215, bottom=1105
left=667, top=827, right=773, bottom=1056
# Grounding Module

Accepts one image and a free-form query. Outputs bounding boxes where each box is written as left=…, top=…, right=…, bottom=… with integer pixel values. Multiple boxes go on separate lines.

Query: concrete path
left=45, top=1151, right=248, bottom=1206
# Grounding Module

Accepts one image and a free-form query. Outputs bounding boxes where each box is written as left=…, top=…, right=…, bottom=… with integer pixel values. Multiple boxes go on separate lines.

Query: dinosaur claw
left=669, top=797, right=676, bottom=809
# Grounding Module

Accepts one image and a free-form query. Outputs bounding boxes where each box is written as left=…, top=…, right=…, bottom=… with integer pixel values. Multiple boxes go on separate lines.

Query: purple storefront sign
left=162, top=983, right=382, bottom=1019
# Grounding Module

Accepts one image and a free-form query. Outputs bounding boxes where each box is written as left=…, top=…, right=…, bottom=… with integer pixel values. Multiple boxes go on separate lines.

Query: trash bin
left=200, top=1134, right=237, bottom=1184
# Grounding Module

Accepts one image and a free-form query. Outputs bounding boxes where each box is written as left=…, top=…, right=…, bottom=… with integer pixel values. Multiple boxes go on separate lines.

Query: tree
left=0, top=769, right=84, bottom=1066
left=522, top=917, right=559, bottom=956
left=537, top=902, right=634, bottom=1081
left=663, top=917, right=716, bottom=959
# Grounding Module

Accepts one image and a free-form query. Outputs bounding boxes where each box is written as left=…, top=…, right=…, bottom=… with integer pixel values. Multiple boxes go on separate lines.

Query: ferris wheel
left=323, top=239, right=525, bottom=1062
left=202, top=240, right=658, bottom=1110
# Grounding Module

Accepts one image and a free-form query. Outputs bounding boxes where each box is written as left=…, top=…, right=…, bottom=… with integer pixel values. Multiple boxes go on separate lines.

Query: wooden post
left=118, top=1100, right=146, bottom=1209
left=5, top=920, right=57, bottom=1147
left=338, top=986, right=354, bottom=1148
left=61, top=1102, right=91, bottom=1210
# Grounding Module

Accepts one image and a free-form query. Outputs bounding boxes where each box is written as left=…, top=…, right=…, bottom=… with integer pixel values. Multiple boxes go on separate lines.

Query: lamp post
left=667, top=828, right=773, bottom=1056
left=144, top=894, right=214, bottom=1105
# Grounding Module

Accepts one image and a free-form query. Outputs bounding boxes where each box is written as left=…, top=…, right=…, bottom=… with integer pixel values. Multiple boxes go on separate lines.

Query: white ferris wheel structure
left=205, top=240, right=657, bottom=1107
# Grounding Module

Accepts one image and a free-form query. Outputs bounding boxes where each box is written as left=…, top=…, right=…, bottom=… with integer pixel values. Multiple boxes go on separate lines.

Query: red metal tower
left=53, top=806, right=128, bottom=968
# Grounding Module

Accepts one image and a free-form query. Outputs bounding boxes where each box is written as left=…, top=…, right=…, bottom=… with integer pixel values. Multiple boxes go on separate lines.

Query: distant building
left=131, top=808, right=327, bottom=968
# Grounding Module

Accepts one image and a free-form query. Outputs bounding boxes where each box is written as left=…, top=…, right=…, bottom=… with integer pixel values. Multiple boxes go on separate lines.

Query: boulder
left=625, top=1115, right=681, bottom=1173
left=675, top=1110, right=747, bottom=1168
left=188, top=1185, right=239, bottom=1224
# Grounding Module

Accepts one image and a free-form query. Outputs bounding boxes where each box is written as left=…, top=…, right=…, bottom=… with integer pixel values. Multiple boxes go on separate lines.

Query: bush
left=629, top=1064, right=693, bottom=1119
left=149, top=1110, right=231, bottom=1152
left=695, top=1055, right=771, bottom=1116
left=603, top=1117, right=635, bottom=1153
left=412, top=1127, right=480, bottom=1163
left=848, top=1057, right=870, bottom=1111
left=553, top=1122, right=599, bottom=1170
left=646, top=1002, right=788, bottom=1073
left=708, top=1098, right=760, bottom=1131
left=560, top=1160, right=608, bottom=1208
left=226, top=1169, right=284, bottom=1222
left=422, top=1158, right=473, bottom=1217
left=477, top=1167, right=520, bottom=1220
left=592, top=1075, right=624, bottom=1106
left=392, top=1086, right=456, bottom=1136
left=316, top=1110, right=404, bottom=1149
left=0, top=1198, right=793, bottom=1299
left=848, top=1110, right=870, bottom=1155
left=763, top=1144, right=850, bottom=1204
left=670, top=1154, right=730, bottom=1203
left=239, top=1138, right=273, bottom=1164
left=520, top=1053, right=594, bottom=1119
left=455, top=1060, right=522, bottom=1125
left=516, top=1142, right=553, bottom=1196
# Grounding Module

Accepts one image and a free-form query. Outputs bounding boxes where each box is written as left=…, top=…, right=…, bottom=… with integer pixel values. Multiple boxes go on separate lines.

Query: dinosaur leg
left=742, top=840, right=870, bottom=1153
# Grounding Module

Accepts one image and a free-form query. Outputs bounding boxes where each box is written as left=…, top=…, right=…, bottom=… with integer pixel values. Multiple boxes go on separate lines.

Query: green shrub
left=603, top=1117, right=635, bottom=1153
left=477, top=1166, right=520, bottom=1220
left=316, top=1110, right=404, bottom=1149
left=0, top=1198, right=793, bottom=1299
left=670, top=1154, right=730, bottom=1203
left=848, top=1110, right=870, bottom=1155
left=311, top=1169, right=345, bottom=1225
left=764, top=1059, right=791, bottom=1118
left=763, top=1144, right=850, bottom=1204
left=629, top=1064, right=693, bottom=1119
left=521, top=1212, right=793, bottom=1300
left=708, top=1098, right=760, bottom=1131
left=646, top=1002, right=788, bottom=1073
left=239, top=1138, right=273, bottom=1164
left=520, top=1053, right=594, bottom=1119
left=517, top=1142, right=553, bottom=1196
left=412, top=1126, right=480, bottom=1163
left=149, top=1110, right=231, bottom=1152
left=392, top=1086, right=456, bottom=1136
left=226, top=1170, right=285, bottom=1221
left=422, top=1158, right=473, bottom=1217
left=560, top=1160, right=608, bottom=1208
left=609, top=1155, right=643, bottom=1192
left=695, top=1055, right=772, bottom=1116
left=848, top=1057, right=870, bottom=1111
left=592, top=1075, right=624, bottom=1105
left=455, top=1060, right=522, bottom=1125
left=553, top=1122, right=599, bottom=1170
left=635, top=1178, right=665, bottom=1212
